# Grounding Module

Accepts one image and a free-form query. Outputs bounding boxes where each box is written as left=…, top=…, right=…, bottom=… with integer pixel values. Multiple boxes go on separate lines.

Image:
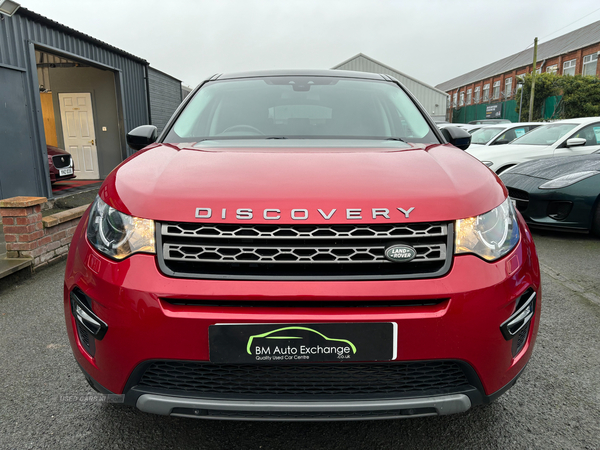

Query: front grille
left=507, top=188, right=529, bottom=201
left=52, top=154, right=71, bottom=169
left=157, top=222, right=453, bottom=280
left=135, top=361, right=472, bottom=399
left=507, top=188, right=529, bottom=212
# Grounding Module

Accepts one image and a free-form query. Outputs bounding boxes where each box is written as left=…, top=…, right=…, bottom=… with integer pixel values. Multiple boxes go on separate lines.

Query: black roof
left=17, top=7, right=148, bottom=64
left=217, top=69, right=387, bottom=80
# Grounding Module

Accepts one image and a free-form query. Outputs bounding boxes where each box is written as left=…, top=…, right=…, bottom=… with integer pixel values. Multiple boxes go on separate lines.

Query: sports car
left=500, top=150, right=600, bottom=235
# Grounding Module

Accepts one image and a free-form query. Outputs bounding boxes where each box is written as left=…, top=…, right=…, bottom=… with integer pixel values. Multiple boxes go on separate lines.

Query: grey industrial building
left=0, top=6, right=183, bottom=200
left=333, top=53, right=449, bottom=122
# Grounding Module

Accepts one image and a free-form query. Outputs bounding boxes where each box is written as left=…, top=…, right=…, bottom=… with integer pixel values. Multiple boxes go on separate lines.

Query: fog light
left=546, top=201, right=573, bottom=221
left=500, top=289, right=536, bottom=341
left=70, top=289, right=108, bottom=340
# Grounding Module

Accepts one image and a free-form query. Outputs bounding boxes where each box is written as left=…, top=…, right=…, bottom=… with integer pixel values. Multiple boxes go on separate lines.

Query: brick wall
left=0, top=196, right=88, bottom=270
left=445, top=41, right=600, bottom=110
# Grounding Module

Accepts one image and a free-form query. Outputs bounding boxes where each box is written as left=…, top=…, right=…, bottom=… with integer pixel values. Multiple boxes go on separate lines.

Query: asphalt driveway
left=0, top=230, right=599, bottom=449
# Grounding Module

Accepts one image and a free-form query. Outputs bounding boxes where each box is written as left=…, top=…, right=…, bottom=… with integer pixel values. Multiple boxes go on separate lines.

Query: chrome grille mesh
left=157, top=222, right=453, bottom=280
left=161, top=223, right=447, bottom=239
left=163, top=243, right=446, bottom=264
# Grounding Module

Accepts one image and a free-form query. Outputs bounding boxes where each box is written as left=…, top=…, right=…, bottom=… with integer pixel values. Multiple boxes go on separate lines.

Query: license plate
left=59, top=167, right=73, bottom=176
left=209, top=322, right=397, bottom=363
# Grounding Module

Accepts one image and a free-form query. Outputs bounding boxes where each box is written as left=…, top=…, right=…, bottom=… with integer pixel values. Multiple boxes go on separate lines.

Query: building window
left=493, top=81, right=501, bottom=99
left=459, top=91, right=465, bottom=106
left=546, top=64, right=558, bottom=74
left=467, top=89, right=472, bottom=105
left=563, top=59, right=576, bottom=76
left=474, top=86, right=480, bottom=103
left=483, top=84, right=490, bottom=102
left=583, top=54, right=598, bottom=76
left=453, top=92, right=457, bottom=107
left=505, top=78, right=512, bottom=97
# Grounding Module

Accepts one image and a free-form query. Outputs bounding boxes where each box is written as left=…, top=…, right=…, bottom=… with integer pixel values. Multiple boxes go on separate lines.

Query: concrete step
left=0, top=257, right=32, bottom=280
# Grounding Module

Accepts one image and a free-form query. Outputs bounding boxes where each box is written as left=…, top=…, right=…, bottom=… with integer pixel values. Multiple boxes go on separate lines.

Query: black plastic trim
left=70, top=288, right=108, bottom=340
left=75, top=357, right=528, bottom=412
left=485, top=363, right=528, bottom=404
left=120, top=359, right=486, bottom=408
left=500, top=289, right=536, bottom=341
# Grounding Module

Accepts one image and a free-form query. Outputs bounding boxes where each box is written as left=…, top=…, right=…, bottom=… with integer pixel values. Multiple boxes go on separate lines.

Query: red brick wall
left=444, top=42, right=600, bottom=99
left=0, top=197, right=85, bottom=270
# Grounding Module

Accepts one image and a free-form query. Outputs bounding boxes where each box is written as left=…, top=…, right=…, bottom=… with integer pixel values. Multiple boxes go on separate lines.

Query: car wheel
left=592, top=201, right=600, bottom=237
left=496, top=165, right=515, bottom=175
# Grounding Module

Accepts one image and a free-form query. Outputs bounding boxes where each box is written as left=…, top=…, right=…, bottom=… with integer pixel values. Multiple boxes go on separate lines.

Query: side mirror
left=566, top=137, right=586, bottom=148
left=492, top=139, right=510, bottom=146
left=127, top=125, right=158, bottom=151
left=441, top=126, right=471, bottom=150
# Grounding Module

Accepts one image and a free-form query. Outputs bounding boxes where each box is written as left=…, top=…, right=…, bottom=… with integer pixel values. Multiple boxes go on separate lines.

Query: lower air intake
left=135, top=361, right=472, bottom=398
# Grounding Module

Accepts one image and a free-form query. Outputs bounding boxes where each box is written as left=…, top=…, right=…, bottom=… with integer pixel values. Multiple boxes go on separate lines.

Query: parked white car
left=468, top=122, right=542, bottom=150
left=466, top=117, right=600, bottom=173
left=438, top=123, right=482, bottom=134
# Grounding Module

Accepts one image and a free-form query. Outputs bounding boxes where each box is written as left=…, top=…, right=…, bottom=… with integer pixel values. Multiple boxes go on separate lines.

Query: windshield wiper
left=385, top=137, right=407, bottom=143
left=266, top=136, right=288, bottom=139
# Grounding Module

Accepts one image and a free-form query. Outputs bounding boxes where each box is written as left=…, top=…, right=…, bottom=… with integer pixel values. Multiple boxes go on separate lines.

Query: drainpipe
left=538, top=60, right=546, bottom=73
left=144, top=64, right=152, bottom=125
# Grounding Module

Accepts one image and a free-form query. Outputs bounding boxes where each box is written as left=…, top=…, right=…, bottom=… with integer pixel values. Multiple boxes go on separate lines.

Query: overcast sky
left=20, top=0, right=600, bottom=89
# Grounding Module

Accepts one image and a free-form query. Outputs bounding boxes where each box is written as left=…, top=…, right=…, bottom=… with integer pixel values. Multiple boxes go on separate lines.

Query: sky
left=19, top=0, right=600, bottom=89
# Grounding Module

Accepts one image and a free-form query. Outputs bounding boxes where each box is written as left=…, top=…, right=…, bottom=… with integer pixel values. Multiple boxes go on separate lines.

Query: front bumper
left=504, top=175, right=598, bottom=232
left=64, top=211, right=541, bottom=420
left=137, top=393, right=473, bottom=421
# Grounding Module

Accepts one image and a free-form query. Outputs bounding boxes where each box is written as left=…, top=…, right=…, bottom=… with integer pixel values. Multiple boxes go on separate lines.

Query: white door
left=59, top=93, right=99, bottom=180
left=554, top=122, right=600, bottom=158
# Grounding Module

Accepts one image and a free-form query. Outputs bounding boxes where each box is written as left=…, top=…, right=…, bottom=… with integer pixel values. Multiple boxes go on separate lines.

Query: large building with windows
left=436, top=20, right=600, bottom=122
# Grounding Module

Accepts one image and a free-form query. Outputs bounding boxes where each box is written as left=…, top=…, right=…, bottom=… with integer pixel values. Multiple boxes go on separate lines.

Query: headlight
left=455, top=198, right=520, bottom=261
left=538, top=171, right=599, bottom=190
left=87, top=197, right=155, bottom=260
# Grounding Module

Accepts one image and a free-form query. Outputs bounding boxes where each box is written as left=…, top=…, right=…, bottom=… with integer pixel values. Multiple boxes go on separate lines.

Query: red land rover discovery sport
left=64, top=70, right=541, bottom=421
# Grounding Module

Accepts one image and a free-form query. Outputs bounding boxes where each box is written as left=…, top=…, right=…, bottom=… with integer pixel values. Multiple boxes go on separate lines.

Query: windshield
left=164, top=76, right=438, bottom=144
left=510, top=123, right=577, bottom=146
left=470, top=127, right=503, bottom=144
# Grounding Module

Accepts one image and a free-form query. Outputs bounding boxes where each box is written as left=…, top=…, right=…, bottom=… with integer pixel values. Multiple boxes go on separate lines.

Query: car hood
left=46, top=145, right=70, bottom=156
left=465, top=143, right=486, bottom=150
left=100, top=142, right=506, bottom=223
left=506, top=153, right=600, bottom=180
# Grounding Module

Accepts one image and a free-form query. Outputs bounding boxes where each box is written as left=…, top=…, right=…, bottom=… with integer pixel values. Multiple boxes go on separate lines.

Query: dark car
left=47, top=145, right=75, bottom=183
left=500, top=150, right=600, bottom=235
